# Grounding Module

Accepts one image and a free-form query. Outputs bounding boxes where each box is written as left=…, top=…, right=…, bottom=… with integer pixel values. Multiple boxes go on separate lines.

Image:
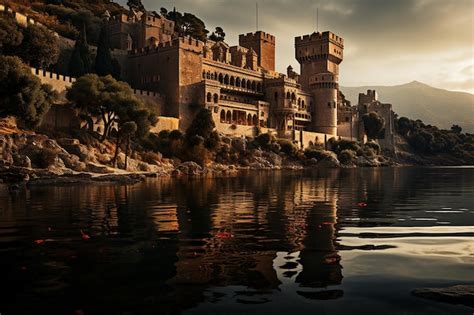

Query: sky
left=117, top=0, right=474, bottom=93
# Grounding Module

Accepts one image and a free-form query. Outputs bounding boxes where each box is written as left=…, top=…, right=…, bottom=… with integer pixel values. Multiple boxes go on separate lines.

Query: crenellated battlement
left=129, top=36, right=204, bottom=56
left=0, top=4, right=59, bottom=37
left=295, top=31, right=344, bottom=46
left=239, top=31, right=275, bottom=44
left=31, top=68, right=75, bottom=83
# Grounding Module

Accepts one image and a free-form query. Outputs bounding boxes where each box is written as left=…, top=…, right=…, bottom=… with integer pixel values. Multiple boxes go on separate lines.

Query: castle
left=2, top=4, right=393, bottom=148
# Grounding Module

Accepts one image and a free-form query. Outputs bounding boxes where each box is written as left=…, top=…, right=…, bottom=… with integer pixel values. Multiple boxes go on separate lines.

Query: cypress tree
left=68, top=24, right=91, bottom=77
left=95, top=25, right=113, bottom=76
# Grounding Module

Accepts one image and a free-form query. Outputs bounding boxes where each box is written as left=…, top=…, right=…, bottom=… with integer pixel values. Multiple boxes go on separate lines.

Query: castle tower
left=239, top=31, right=275, bottom=71
left=295, top=31, right=344, bottom=135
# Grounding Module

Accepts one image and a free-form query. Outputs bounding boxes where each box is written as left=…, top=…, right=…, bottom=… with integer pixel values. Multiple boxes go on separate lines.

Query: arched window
left=224, top=75, right=229, bottom=85
left=213, top=93, right=219, bottom=103
left=274, top=92, right=278, bottom=101
left=291, top=93, right=296, bottom=101
left=218, top=73, right=223, bottom=83
left=230, top=76, right=235, bottom=86
left=253, top=114, right=258, bottom=126
left=241, top=79, right=246, bottom=89
left=232, top=111, right=237, bottom=123
left=202, top=71, right=206, bottom=79
left=226, top=111, right=232, bottom=123
left=302, top=100, right=305, bottom=108
left=236, top=77, right=241, bottom=87
left=206, top=92, right=212, bottom=102
left=220, top=110, right=226, bottom=122
left=207, top=71, right=211, bottom=79
left=298, top=98, right=301, bottom=105
left=286, top=91, right=291, bottom=99
left=247, top=80, right=251, bottom=89
left=247, top=114, right=252, bottom=125
left=251, top=81, right=256, bottom=91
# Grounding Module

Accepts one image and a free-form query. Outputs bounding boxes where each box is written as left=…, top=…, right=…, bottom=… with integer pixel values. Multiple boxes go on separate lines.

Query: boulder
left=175, top=161, right=203, bottom=175
left=86, top=162, right=114, bottom=174
left=12, top=154, right=31, bottom=168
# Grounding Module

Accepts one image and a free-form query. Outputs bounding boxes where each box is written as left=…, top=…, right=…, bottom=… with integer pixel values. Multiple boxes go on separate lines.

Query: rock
left=57, top=138, right=80, bottom=146
left=315, top=152, right=340, bottom=168
left=175, top=161, right=203, bottom=175
left=86, top=162, right=114, bottom=174
left=231, top=137, right=246, bottom=152
left=12, top=154, right=31, bottom=168
left=62, top=143, right=94, bottom=162
left=262, top=151, right=282, bottom=167
left=412, top=285, right=474, bottom=307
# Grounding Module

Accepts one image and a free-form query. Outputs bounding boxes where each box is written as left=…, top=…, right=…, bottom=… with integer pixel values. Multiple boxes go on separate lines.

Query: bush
left=140, top=151, right=162, bottom=165
left=278, top=139, right=298, bottom=156
left=30, top=147, right=59, bottom=168
left=255, top=133, right=274, bottom=148
left=363, top=112, right=385, bottom=140
left=204, top=130, right=220, bottom=150
left=364, top=141, right=381, bottom=154
left=338, top=149, right=357, bottom=165
left=330, top=139, right=361, bottom=155
left=304, top=149, right=333, bottom=161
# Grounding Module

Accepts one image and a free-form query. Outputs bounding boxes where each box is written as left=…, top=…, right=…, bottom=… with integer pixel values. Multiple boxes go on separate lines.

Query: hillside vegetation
left=341, top=81, right=474, bottom=133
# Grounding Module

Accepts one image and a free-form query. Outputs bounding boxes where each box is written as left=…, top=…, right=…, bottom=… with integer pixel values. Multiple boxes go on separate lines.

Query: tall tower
left=239, top=31, right=276, bottom=71
left=295, top=31, right=344, bottom=135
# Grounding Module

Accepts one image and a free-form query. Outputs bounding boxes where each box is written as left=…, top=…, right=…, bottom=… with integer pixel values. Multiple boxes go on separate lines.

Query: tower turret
left=295, top=31, right=344, bottom=136
left=239, top=31, right=275, bottom=71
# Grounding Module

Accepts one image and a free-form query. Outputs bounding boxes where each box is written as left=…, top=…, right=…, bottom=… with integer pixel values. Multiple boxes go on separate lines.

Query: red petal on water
left=357, top=202, right=368, bottom=207
left=80, top=230, right=90, bottom=241
left=34, top=239, right=45, bottom=245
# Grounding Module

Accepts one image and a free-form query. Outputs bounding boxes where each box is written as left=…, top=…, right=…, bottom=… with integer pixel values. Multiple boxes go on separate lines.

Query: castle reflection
left=2, top=168, right=471, bottom=314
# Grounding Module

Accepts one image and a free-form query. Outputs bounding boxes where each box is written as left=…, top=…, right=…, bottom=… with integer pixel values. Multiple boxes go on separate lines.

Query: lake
left=0, top=167, right=473, bottom=314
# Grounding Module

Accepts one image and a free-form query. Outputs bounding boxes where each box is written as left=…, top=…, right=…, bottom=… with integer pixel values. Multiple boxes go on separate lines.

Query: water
left=0, top=168, right=473, bottom=315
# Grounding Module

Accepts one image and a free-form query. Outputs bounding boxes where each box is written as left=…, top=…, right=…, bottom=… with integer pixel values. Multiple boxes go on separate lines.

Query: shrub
left=338, top=149, right=357, bottom=165
left=255, top=133, right=274, bottom=148
left=364, top=141, right=381, bottom=154
left=204, top=130, right=220, bottom=150
left=363, top=112, right=385, bottom=140
left=304, top=149, right=333, bottom=161
left=278, top=139, right=298, bottom=156
left=141, top=151, right=162, bottom=165
left=330, top=139, right=361, bottom=155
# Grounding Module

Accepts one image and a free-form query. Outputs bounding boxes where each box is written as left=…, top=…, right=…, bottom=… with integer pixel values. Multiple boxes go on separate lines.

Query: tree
left=0, top=16, right=23, bottom=53
left=451, top=124, right=462, bottom=134
left=16, top=24, right=59, bottom=68
left=68, top=25, right=91, bottom=77
left=185, top=108, right=215, bottom=142
left=0, top=56, right=57, bottom=128
left=127, top=0, right=145, bottom=11
left=165, top=9, right=209, bottom=41
left=95, top=25, right=113, bottom=76
left=112, top=121, right=137, bottom=169
left=66, top=74, right=156, bottom=141
left=209, top=27, right=225, bottom=42
left=362, top=112, right=385, bottom=140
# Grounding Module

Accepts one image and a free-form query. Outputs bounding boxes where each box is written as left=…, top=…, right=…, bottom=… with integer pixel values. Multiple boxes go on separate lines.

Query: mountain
left=341, top=81, right=474, bottom=133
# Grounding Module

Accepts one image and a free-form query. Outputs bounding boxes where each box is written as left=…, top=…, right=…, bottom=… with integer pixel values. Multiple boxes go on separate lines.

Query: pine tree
left=68, top=24, right=91, bottom=77
left=95, top=25, right=113, bottom=76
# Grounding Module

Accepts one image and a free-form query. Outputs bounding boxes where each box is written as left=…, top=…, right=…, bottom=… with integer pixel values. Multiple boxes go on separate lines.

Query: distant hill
left=341, top=81, right=474, bottom=133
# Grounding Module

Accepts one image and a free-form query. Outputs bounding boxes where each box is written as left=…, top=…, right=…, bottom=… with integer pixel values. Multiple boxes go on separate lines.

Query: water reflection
left=0, top=168, right=473, bottom=314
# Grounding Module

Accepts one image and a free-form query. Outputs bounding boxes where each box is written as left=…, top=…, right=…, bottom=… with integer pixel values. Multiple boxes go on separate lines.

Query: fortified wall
left=31, top=68, right=174, bottom=131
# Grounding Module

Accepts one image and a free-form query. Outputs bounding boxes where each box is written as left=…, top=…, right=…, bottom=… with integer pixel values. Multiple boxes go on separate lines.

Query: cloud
left=116, top=0, right=474, bottom=93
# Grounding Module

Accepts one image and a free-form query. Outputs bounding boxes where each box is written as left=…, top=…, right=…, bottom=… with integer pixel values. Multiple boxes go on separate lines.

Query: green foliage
left=66, top=74, right=155, bottom=140
left=95, top=25, right=114, bottom=77
left=41, top=4, right=103, bottom=43
left=363, top=112, right=385, bottom=140
left=19, top=24, right=60, bottom=68
left=0, top=56, right=57, bottom=128
left=304, top=149, right=333, bottom=161
left=397, top=116, right=474, bottom=156
left=338, top=149, right=357, bottom=165
left=127, top=0, right=145, bottom=11
left=255, top=133, right=275, bottom=149
left=163, top=9, right=209, bottom=41
left=209, top=27, right=226, bottom=42
left=278, top=139, right=298, bottom=156
left=330, top=138, right=361, bottom=155
left=204, top=130, right=220, bottom=150
left=0, top=16, right=23, bottom=52
left=185, top=109, right=215, bottom=142
left=68, top=25, right=91, bottom=77
left=364, top=141, right=381, bottom=155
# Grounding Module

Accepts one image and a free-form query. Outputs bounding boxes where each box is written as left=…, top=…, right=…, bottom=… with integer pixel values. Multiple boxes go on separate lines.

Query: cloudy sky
left=117, top=0, right=474, bottom=93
